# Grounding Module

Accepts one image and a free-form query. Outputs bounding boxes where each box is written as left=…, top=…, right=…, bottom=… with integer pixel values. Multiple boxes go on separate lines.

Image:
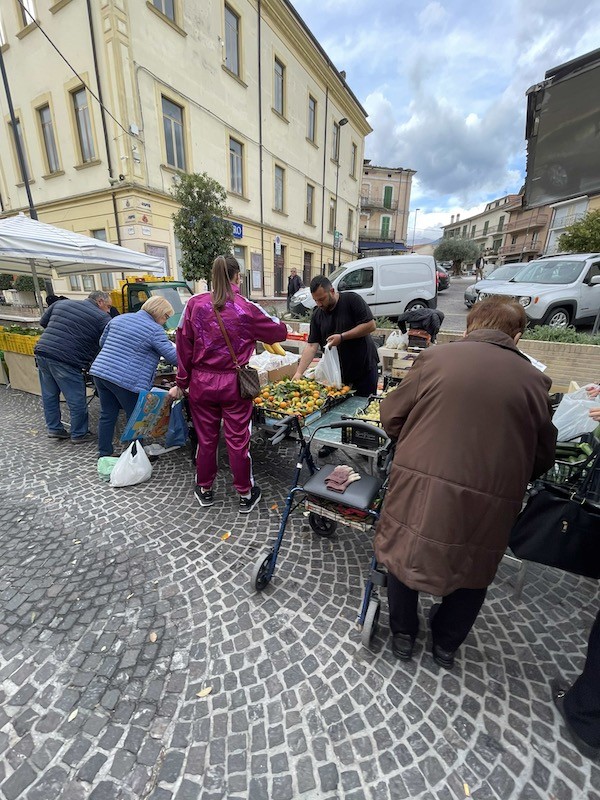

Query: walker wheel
left=308, top=512, right=337, bottom=537
left=361, top=598, right=381, bottom=648
left=251, top=549, right=274, bottom=591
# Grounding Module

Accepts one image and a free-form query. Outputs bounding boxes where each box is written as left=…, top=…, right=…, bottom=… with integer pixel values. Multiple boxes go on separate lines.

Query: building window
left=99, top=273, right=113, bottom=290
left=350, top=142, right=357, bottom=178
left=153, top=0, right=174, bottom=21
left=19, top=0, right=36, bottom=26
left=306, top=183, right=314, bottom=224
left=308, top=95, right=316, bottom=142
left=492, top=238, right=502, bottom=252
left=82, top=274, right=96, bottom=292
left=224, top=4, right=240, bottom=76
left=498, top=215, right=505, bottom=231
left=38, top=105, right=60, bottom=174
left=274, top=58, right=285, bottom=115
left=347, top=208, right=354, bottom=240
left=462, top=225, right=467, bottom=237
left=332, top=121, right=339, bottom=161
left=69, top=275, right=81, bottom=291
left=471, top=225, right=476, bottom=237
left=483, top=220, right=489, bottom=235
left=383, top=186, right=393, bottom=209
left=531, top=230, right=539, bottom=245
left=381, top=216, right=391, bottom=238
left=328, top=196, right=336, bottom=233
left=229, top=137, right=243, bottom=195
left=72, top=87, right=96, bottom=163
left=511, top=235, right=518, bottom=245
left=274, top=165, right=284, bottom=212
left=10, top=118, right=31, bottom=182
left=161, top=96, right=185, bottom=170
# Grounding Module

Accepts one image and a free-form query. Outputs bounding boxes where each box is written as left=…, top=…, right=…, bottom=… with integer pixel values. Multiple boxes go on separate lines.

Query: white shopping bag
left=552, top=385, right=600, bottom=441
left=110, top=441, right=153, bottom=487
left=385, top=330, right=408, bottom=350
left=314, top=345, right=342, bottom=388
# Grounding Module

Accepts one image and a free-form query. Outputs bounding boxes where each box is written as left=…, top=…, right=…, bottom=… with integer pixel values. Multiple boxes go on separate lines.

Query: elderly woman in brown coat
left=375, top=297, right=557, bottom=668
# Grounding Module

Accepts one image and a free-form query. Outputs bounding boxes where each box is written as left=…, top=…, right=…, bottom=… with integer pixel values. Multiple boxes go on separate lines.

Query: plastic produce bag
left=110, top=441, right=153, bottom=487
left=97, top=457, right=119, bottom=482
left=552, top=385, right=600, bottom=441
left=165, top=400, right=189, bottom=449
left=385, top=330, right=408, bottom=350
left=314, top=345, right=342, bottom=388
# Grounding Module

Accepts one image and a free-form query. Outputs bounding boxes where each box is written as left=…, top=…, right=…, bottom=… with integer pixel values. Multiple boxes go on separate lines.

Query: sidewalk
left=0, top=385, right=599, bottom=800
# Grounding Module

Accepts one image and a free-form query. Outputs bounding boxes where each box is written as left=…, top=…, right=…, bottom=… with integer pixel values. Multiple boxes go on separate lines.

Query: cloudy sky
left=293, top=0, right=600, bottom=241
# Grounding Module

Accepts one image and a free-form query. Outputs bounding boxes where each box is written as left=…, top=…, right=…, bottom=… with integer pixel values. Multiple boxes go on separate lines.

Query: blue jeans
left=36, top=354, right=88, bottom=439
left=94, top=376, right=139, bottom=457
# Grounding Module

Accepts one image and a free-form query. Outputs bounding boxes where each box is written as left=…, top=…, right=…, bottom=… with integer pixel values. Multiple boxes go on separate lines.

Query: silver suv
left=477, top=253, right=600, bottom=327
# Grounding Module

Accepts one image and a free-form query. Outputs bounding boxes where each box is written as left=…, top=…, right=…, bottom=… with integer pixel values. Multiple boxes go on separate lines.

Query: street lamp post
left=333, top=117, right=348, bottom=269
left=411, top=208, right=420, bottom=251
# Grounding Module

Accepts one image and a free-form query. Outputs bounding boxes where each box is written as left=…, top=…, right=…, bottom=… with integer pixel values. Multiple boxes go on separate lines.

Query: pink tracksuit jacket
left=176, top=285, right=287, bottom=494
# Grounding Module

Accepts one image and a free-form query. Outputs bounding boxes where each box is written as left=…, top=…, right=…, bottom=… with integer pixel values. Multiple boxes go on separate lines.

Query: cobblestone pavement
left=1, top=385, right=599, bottom=800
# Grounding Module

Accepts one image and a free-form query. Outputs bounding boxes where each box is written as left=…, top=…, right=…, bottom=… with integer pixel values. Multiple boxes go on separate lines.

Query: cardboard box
left=0, top=357, right=7, bottom=385
left=267, top=361, right=298, bottom=384
left=4, top=351, right=42, bottom=395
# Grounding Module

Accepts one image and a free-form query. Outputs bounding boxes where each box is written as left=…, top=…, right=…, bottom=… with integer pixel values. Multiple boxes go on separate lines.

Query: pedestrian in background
left=287, top=267, right=303, bottom=311
left=35, top=290, right=112, bottom=443
left=375, top=297, right=556, bottom=667
left=170, top=255, right=287, bottom=513
left=90, top=296, right=177, bottom=458
left=474, top=254, right=485, bottom=281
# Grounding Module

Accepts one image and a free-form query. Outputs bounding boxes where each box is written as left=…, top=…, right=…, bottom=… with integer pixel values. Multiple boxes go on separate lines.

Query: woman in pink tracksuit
left=170, top=255, right=287, bottom=513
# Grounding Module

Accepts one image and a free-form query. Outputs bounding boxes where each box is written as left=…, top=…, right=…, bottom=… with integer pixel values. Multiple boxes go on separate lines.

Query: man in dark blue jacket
left=35, top=290, right=111, bottom=442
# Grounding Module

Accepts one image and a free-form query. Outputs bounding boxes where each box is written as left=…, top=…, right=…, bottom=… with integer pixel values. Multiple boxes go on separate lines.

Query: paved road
left=1, top=386, right=599, bottom=799
left=436, top=276, right=472, bottom=332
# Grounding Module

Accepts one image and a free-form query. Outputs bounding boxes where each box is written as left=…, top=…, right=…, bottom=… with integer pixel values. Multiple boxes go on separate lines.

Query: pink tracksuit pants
left=188, top=369, right=254, bottom=495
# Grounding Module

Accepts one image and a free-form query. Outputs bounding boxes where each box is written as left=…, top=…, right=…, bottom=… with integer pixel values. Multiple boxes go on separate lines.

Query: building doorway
left=274, top=244, right=285, bottom=296
left=303, top=251, right=313, bottom=287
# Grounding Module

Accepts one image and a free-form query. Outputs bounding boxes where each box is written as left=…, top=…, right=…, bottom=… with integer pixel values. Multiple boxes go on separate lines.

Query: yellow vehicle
left=110, top=275, right=193, bottom=330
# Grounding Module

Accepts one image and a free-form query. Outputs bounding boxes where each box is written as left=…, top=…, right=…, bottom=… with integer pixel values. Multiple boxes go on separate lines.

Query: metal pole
left=0, top=47, right=44, bottom=314
left=411, top=208, right=420, bottom=251
left=333, top=158, right=340, bottom=270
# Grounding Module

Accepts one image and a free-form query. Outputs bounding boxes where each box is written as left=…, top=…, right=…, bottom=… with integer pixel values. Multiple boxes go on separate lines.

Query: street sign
left=274, top=235, right=282, bottom=256
left=334, top=231, right=343, bottom=246
left=231, top=221, right=243, bottom=239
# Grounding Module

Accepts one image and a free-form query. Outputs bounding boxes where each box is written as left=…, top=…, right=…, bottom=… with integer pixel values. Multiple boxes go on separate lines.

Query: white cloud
left=418, top=2, right=448, bottom=31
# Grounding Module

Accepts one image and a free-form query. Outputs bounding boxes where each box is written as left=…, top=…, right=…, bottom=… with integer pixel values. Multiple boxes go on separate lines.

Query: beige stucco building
left=441, top=194, right=521, bottom=266
left=0, top=0, right=371, bottom=299
left=358, top=161, right=414, bottom=255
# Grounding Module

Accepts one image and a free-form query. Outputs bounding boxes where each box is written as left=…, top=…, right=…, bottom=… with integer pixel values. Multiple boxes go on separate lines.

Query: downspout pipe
left=320, top=87, right=329, bottom=273
left=86, top=0, right=122, bottom=246
left=257, top=0, right=265, bottom=295
left=0, top=48, right=44, bottom=313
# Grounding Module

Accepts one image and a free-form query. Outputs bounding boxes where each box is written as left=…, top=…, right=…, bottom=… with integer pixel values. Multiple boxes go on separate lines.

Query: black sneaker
left=239, top=486, right=261, bottom=514
left=194, top=486, right=214, bottom=507
left=48, top=429, right=69, bottom=439
left=71, top=432, right=94, bottom=444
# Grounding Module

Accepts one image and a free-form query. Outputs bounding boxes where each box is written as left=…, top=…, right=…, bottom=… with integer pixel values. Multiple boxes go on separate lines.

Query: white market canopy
left=0, top=213, right=165, bottom=277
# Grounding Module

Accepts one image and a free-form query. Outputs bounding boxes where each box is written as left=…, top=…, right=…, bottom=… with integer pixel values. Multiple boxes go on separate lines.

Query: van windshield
left=328, top=265, right=348, bottom=283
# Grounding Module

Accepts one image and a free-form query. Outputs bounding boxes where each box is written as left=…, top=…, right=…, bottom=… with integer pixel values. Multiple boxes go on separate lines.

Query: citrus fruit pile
left=254, top=378, right=351, bottom=416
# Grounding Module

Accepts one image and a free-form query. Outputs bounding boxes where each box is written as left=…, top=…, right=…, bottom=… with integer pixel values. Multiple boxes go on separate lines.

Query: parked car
left=477, top=253, right=600, bottom=327
left=464, top=263, right=529, bottom=307
left=289, top=255, right=438, bottom=318
left=436, top=266, right=450, bottom=291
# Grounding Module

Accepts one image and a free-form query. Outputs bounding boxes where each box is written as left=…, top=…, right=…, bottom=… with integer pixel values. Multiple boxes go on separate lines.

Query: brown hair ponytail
left=211, top=255, right=240, bottom=311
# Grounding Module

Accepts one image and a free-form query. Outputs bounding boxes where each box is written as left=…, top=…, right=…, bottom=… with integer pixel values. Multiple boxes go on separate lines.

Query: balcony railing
left=360, top=196, right=399, bottom=211
left=497, top=242, right=543, bottom=257
left=505, top=212, right=549, bottom=233
left=359, top=228, right=396, bottom=242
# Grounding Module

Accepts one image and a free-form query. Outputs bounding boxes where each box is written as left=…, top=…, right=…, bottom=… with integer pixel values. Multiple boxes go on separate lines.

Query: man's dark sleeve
left=307, top=311, right=321, bottom=345
left=348, top=292, right=374, bottom=325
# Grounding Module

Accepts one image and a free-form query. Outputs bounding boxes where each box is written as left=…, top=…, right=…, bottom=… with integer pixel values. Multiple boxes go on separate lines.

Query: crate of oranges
left=253, top=378, right=352, bottom=426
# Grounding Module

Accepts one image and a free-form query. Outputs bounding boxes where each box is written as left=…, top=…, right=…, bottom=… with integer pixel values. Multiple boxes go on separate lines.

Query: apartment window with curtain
left=72, top=87, right=96, bottom=163
left=19, top=0, right=36, bottom=26
left=153, top=0, right=175, bottom=21
left=350, top=142, right=357, bottom=178
left=10, top=118, right=31, bottom=182
left=306, top=183, right=314, bottom=224
left=274, top=58, right=285, bottom=115
left=347, top=208, right=354, bottom=240
left=161, top=96, right=186, bottom=170
left=307, top=95, right=316, bottom=142
left=328, top=196, right=336, bottom=233
left=69, top=275, right=81, bottom=291
left=274, top=165, right=285, bottom=212
left=229, top=137, right=243, bottom=195
left=82, top=274, right=96, bottom=292
left=38, top=105, right=60, bottom=174
left=332, top=122, right=339, bottom=161
left=224, top=4, right=240, bottom=76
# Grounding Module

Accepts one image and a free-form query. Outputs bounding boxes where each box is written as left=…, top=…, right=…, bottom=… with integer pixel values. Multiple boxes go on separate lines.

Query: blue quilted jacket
left=90, top=310, right=178, bottom=393
left=35, top=299, right=110, bottom=370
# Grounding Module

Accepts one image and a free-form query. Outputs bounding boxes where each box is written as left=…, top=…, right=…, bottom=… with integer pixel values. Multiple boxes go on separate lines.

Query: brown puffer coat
left=374, top=330, right=557, bottom=596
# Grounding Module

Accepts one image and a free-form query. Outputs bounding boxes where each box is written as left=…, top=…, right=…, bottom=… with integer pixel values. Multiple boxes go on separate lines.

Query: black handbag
left=509, top=448, right=600, bottom=579
left=214, top=306, right=261, bottom=400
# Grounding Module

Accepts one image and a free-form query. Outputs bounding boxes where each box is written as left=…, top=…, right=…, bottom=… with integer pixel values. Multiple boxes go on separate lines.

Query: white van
left=289, top=255, right=438, bottom=318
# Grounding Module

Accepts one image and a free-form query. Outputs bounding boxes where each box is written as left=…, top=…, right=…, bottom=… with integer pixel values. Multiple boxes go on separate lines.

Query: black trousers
left=387, top=572, right=487, bottom=652
left=564, top=608, right=600, bottom=747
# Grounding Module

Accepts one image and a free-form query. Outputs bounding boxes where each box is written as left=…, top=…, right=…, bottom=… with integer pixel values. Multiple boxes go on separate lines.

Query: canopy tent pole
left=0, top=47, right=45, bottom=315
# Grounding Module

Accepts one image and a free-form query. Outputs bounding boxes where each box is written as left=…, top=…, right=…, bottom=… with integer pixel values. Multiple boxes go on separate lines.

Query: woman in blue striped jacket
left=90, top=296, right=178, bottom=457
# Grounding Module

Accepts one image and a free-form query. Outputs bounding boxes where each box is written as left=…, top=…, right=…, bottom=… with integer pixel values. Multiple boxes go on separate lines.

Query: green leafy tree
left=0, top=273, right=13, bottom=290
left=558, top=209, right=600, bottom=253
left=171, top=172, right=234, bottom=284
left=13, top=274, right=45, bottom=293
left=434, top=237, right=480, bottom=276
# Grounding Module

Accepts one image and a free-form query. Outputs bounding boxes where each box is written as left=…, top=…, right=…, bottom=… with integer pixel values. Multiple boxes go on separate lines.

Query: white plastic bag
left=110, top=441, right=153, bottom=487
left=385, top=330, right=408, bottom=350
left=314, top=345, right=342, bottom=388
left=552, top=385, right=600, bottom=441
